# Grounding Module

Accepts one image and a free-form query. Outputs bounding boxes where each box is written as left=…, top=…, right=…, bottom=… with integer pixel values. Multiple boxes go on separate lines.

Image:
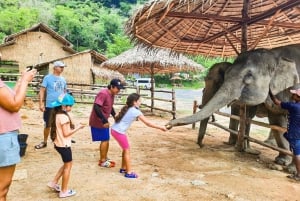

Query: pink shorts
left=111, top=129, right=130, bottom=150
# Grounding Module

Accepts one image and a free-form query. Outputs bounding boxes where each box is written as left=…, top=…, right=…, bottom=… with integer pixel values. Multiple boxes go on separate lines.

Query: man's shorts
left=55, top=146, right=72, bottom=163
left=0, top=131, right=20, bottom=167
left=90, top=127, right=110, bottom=141
left=43, top=107, right=54, bottom=128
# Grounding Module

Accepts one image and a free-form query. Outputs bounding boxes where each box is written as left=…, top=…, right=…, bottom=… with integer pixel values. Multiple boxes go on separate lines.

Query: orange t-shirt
left=54, top=113, right=72, bottom=147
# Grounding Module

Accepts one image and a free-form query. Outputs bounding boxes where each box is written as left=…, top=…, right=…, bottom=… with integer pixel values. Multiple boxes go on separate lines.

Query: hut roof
left=34, top=49, right=107, bottom=69
left=100, top=46, right=204, bottom=74
left=2, top=23, right=75, bottom=53
left=91, top=67, right=125, bottom=81
left=126, top=0, right=300, bottom=58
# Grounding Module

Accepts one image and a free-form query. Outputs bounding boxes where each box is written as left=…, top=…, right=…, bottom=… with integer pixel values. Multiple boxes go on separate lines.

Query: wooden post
left=150, top=66, right=154, bottom=113
left=172, top=88, right=176, bottom=119
left=192, top=100, right=197, bottom=129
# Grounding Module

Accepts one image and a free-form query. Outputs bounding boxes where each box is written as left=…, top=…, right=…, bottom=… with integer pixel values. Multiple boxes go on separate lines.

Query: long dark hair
left=115, top=93, right=140, bottom=123
left=49, top=106, right=74, bottom=141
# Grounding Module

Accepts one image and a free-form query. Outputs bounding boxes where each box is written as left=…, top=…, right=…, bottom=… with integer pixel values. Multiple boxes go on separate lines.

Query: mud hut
left=35, top=50, right=112, bottom=87
left=0, top=23, right=76, bottom=72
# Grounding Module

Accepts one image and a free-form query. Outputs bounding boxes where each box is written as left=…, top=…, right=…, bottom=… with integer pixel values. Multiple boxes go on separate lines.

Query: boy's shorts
left=0, top=131, right=20, bottom=167
left=90, top=127, right=110, bottom=141
left=111, top=129, right=129, bottom=150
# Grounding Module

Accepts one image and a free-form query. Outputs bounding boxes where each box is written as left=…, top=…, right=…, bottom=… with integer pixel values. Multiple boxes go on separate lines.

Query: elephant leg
left=198, top=118, right=209, bottom=148
left=264, top=130, right=277, bottom=146
left=228, top=106, right=239, bottom=145
left=268, top=114, right=291, bottom=166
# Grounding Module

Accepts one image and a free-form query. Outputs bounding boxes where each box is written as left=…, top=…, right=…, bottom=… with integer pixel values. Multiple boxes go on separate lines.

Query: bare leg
left=123, top=149, right=131, bottom=173
left=51, top=165, right=64, bottom=184
left=99, top=141, right=109, bottom=162
left=61, top=162, right=72, bottom=193
left=43, top=127, right=50, bottom=144
left=295, top=155, right=300, bottom=177
left=121, top=151, right=126, bottom=170
left=0, top=165, right=16, bottom=201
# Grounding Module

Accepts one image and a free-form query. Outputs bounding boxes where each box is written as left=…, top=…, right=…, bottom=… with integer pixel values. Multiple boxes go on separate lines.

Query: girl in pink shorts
left=111, top=93, right=167, bottom=178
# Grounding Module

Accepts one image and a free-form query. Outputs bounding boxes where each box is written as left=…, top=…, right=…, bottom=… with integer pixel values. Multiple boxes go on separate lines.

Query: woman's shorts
left=0, top=131, right=20, bottom=167
left=111, top=129, right=129, bottom=150
left=55, top=146, right=72, bottom=163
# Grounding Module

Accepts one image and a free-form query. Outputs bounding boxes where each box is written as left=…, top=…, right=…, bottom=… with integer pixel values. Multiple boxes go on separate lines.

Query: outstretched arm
left=269, top=89, right=281, bottom=105
left=138, top=115, right=167, bottom=131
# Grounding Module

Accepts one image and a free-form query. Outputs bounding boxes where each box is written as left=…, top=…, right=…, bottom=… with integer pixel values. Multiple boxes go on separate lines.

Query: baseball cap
left=110, top=79, right=125, bottom=89
left=53, top=61, right=66, bottom=67
left=290, top=83, right=300, bottom=96
left=51, top=93, right=75, bottom=107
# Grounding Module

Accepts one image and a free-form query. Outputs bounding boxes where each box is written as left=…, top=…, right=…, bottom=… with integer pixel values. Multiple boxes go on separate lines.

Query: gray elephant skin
left=198, top=62, right=268, bottom=149
left=167, top=44, right=300, bottom=166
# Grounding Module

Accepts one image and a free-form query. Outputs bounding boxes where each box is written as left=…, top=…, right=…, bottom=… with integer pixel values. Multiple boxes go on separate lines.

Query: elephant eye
left=244, top=70, right=253, bottom=84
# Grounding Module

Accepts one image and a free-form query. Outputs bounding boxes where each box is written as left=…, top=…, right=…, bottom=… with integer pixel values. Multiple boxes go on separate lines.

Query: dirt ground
left=8, top=101, right=300, bottom=201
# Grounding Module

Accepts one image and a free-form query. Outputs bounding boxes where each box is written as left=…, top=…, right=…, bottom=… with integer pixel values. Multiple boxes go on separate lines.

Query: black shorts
left=55, top=146, right=72, bottom=163
left=43, top=107, right=54, bottom=128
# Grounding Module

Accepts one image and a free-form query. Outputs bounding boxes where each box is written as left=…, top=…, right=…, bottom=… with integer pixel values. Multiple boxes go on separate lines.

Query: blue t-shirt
left=281, top=102, right=300, bottom=139
left=42, top=74, right=67, bottom=108
left=112, top=107, right=142, bottom=134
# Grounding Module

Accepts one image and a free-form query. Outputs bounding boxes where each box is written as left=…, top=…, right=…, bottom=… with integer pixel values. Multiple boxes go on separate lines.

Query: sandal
left=119, top=168, right=126, bottom=173
left=99, top=159, right=115, bottom=168
left=125, top=172, right=138, bottom=178
left=287, top=174, right=300, bottom=181
left=35, top=142, right=47, bottom=149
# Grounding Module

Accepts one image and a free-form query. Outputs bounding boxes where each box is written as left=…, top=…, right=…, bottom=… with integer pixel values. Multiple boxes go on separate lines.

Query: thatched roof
left=91, top=67, right=125, bottom=80
left=2, top=23, right=76, bottom=53
left=100, top=46, right=204, bottom=74
left=126, top=0, right=300, bottom=58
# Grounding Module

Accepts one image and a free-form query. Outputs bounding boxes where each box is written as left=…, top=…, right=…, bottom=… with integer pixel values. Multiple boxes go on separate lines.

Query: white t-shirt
left=112, top=107, right=142, bottom=134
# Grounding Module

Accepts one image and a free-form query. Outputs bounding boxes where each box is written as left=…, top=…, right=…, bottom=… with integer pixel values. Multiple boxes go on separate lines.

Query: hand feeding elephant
left=167, top=44, right=300, bottom=166
left=198, top=62, right=275, bottom=149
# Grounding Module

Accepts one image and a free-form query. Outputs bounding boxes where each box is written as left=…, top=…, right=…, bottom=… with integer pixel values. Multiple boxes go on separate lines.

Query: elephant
left=198, top=62, right=275, bottom=149
left=167, top=44, right=300, bottom=166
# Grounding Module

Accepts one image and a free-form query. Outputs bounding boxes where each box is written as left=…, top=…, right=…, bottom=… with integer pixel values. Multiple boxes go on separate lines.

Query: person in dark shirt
left=269, top=84, right=300, bottom=182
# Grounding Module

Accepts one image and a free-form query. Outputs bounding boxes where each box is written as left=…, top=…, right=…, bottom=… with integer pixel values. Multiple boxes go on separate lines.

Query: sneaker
left=59, top=189, right=76, bottom=198
left=47, top=181, right=61, bottom=192
left=99, top=160, right=115, bottom=168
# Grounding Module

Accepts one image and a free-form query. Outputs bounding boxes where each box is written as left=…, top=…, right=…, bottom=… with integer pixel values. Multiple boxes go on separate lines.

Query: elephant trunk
left=167, top=83, right=241, bottom=128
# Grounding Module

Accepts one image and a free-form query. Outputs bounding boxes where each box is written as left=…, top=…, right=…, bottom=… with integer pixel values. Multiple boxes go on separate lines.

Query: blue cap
left=51, top=93, right=75, bottom=107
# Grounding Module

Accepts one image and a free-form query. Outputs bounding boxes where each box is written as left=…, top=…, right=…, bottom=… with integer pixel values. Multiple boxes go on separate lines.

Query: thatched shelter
left=100, top=46, right=204, bottom=74
left=126, top=0, right=300, bottom=57
left=101, top=46, right=204, bottom=109
left=0, top=23, right=76, bottom=71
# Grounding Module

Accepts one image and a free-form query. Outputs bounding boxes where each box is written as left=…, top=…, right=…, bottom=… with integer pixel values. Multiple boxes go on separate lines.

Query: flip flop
left=119, top=168, right=126, bottom=173
left=125, top=172, right=138, bottom=178
left=34, top=142, right=47, bottom=149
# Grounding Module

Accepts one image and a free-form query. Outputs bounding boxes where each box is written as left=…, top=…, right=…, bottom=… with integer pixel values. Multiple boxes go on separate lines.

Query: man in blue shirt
left=269, top=83, right=300, bottom=182
left=35, top=61, right=67, bottom=149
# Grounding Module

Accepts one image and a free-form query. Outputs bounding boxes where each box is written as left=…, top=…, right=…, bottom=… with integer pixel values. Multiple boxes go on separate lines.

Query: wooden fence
left=0, top=72, right=176, bottom=118
left=192, top=100, right=292, bottom=156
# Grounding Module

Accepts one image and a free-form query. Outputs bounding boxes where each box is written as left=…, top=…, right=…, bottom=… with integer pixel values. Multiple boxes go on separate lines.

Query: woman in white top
left=47, top=93, right=84, bottom=198
left=111, top=93, right=167, bottom=178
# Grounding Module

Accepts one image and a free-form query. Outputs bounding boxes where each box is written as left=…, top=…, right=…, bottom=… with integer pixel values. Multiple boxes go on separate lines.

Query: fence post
left=192, top=100, right=197, bottom=129
left=172, top=88, right=176, bottom=119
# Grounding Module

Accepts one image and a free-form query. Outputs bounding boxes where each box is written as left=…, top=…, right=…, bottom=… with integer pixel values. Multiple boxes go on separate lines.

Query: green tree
left=105, top=33, right=132, bottom=58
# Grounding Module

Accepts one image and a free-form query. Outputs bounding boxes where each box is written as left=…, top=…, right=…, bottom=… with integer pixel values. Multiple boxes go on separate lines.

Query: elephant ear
left=269, top=57, right=299, bottom=95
